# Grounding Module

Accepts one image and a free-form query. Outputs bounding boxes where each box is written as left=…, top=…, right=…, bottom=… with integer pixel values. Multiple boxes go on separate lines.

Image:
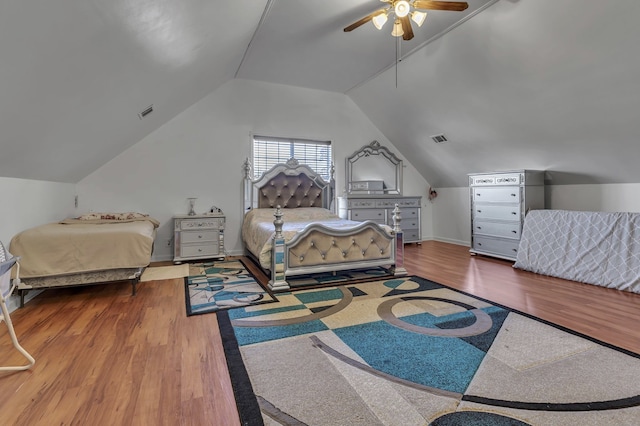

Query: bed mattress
left=514, top=209, right=640, bottom=293
left=9, top=218, right=158, bottom=278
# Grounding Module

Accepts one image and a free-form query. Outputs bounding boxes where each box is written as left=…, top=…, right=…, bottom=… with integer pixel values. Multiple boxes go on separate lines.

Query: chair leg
left=0, top=299, right=35, bottom=371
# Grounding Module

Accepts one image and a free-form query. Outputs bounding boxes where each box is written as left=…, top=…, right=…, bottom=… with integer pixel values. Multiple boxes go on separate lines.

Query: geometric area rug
left=184, top=259, right=276, bottom=316
left=219, top=275, right=640, bottom=425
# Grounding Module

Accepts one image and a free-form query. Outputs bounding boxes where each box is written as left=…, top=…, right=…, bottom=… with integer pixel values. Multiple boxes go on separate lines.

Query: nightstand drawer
left=181, top=230, right=217, bottom=243
left=179, top=218, right=222, bottom=230
left=180, top=244, right=219, bottom=258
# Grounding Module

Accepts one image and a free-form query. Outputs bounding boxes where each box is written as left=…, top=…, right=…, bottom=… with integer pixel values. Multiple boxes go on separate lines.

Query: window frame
left=251, top=135, right=333, bottom=181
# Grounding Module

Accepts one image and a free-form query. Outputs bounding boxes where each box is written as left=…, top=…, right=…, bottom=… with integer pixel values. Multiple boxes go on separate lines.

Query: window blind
left=252, top=135, right=332, bottom=180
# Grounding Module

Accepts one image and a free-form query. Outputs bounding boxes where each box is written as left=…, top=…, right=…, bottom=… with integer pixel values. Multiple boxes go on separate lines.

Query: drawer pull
left=198, top=235, right=203, bottom=239
left=511, top=212, right=517, bottom=215
left=511, top=193, right=517, bottom=197
left=512, top=230, right=517, bottom=233
left=477, top=226, right=482, bottom=230
left=198, top=248, right=202, bottom=252
left=476, top=193, right=481, bottom=196
left=477, top=210, right=482, bottom=213
left=478, top=243, right=482, bottom=246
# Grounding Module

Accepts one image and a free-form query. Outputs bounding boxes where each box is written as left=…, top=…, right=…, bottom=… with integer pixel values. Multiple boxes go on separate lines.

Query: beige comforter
left=9, top=218, right=158, bottom=278
left=242, top=207, right=391, bottom=269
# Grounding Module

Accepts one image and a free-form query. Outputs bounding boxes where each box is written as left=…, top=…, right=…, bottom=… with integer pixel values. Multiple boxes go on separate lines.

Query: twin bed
left=242, top=158, right=406, bottom=291
left=9, top=213, right=158, bottom=307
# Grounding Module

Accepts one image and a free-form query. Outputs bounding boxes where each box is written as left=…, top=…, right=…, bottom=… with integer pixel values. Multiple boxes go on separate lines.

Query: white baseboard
left=429, top=236, right=470, bottom=247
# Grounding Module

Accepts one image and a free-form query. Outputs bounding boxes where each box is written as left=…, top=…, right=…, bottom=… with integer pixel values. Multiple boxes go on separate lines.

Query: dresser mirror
left=346, top=141, right=403, bottom=195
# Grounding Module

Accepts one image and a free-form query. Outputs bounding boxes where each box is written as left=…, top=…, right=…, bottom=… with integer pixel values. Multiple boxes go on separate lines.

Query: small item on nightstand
left=210, top=206, right=223, bottom=214
left=187, top=198, right=197, bottom=216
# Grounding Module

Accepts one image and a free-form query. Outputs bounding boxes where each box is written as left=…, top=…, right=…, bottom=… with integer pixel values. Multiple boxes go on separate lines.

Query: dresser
left=338, top=195, right=422, bottom=243
left=469, top=170, right=544, bottom=261
left=173, top=213, right=225, bottom=263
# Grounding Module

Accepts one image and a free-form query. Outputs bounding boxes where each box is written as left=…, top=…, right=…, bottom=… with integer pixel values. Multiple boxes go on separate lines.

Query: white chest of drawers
left=173, top=214, right=225, bottom=263
left=338, top=195, right=422, bottom=243
left=469, top=170, right=544, bottom=261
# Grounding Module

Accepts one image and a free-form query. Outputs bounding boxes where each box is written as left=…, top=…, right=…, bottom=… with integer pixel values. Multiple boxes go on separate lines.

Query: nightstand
left=173, top=213, right=225, bottom=263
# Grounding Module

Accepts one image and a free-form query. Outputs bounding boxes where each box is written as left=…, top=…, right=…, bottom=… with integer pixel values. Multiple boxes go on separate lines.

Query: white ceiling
left=2, top=0, right=640, bottom=187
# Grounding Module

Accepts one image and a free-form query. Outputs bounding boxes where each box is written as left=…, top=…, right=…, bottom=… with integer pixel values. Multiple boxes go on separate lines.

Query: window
left=252, top=135, right=332, bottom=180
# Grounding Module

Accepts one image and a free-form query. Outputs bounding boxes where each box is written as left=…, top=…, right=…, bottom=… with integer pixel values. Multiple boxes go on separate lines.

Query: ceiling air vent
left=138, top=104, right=154, bottom=119
left=431, top=134, right=448, bottom=144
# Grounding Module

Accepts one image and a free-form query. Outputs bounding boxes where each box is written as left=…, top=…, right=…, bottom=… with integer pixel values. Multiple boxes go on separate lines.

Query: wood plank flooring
left=1, top=241, right=639, bottom=425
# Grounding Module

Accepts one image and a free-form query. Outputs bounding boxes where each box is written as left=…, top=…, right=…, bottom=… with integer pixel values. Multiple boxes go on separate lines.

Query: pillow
left=76, top=212, right=150, bottom=221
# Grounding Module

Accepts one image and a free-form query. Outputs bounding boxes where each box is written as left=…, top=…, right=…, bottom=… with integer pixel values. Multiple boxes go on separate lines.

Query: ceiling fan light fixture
left=391, top=18, right=404, bottom=37
left=394, top=1, right=410, bottom=18
left=411, top=10, right=427, bottom=27
left=372, top=12, right=388, bottom=30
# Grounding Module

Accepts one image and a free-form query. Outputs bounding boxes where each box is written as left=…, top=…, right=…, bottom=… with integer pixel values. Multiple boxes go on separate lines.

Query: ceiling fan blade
left=344, top=8, right=387, bottom=32
left=400, top=16, right=414, bottom=41
left=412, top=1, right=469, bottom=12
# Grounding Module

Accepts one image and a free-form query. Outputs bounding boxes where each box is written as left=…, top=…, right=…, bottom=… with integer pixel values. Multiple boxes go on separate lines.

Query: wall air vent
left=138, top=104, right=154, bottom=119
left=431, top=134, right=448, bottom=143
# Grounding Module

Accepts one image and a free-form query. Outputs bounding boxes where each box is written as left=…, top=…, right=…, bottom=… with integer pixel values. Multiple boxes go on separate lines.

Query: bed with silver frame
left=242, top=158, right=406, bottom=291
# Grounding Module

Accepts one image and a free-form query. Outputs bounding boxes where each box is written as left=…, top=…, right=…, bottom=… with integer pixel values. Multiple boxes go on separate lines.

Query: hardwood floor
left=1, top=241, right=639, bottom=425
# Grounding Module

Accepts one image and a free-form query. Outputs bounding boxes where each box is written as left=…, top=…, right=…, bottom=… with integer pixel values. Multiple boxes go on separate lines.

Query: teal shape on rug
left=294, top=288, right=345, bottom=304
left=228, top=304, right=308, bottom=319
left=231, top=320, right=329, bottom=346
left=333, top=316, right=487, bottom=394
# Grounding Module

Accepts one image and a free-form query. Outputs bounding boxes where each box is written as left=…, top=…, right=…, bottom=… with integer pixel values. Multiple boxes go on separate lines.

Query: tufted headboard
left=243, top=158, right=334, bottom=213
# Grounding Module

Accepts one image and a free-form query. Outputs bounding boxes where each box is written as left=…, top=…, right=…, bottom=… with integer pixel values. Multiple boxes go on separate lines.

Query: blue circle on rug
left=429, top=411, right=530, bottom=425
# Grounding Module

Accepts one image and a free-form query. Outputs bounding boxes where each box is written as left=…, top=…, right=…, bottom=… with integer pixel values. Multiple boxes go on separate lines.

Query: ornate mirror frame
left=346, top=141, right=403, bottom=195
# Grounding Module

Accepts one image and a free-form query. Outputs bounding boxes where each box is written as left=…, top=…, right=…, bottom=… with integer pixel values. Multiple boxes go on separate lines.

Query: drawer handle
left=512, top=230, right=517, bottom=233
left=511, top=193, right=517, bottom=197
left=477, top=226, right=482, bottom=230
left=198, top=248, right=202, bottom=252
left=512, top=248, right=518, bottom=252
left=477, top=210, right=482, bottom=213
left=478, top=243, right=482, bottom=246
left=511, top=212, right=517, bottom=215
left=476, top=193, right=481, bottom=196
left=198, top=235, right=203, bottom=238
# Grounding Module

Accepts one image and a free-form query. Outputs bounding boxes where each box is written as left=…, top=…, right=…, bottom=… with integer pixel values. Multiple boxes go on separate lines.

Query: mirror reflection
left=346, top=141, right=402, bottom=195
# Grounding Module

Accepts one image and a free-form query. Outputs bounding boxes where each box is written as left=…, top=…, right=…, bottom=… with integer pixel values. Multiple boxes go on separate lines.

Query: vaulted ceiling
left=2, top=0, right=640, bottom=187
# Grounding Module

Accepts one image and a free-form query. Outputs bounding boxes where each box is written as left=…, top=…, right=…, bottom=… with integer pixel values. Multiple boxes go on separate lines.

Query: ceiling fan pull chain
left=395, top=36, right=400, bottom=88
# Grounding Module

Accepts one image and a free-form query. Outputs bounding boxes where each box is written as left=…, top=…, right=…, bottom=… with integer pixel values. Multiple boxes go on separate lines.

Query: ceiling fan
left=344, top=0, right=469, bottom=41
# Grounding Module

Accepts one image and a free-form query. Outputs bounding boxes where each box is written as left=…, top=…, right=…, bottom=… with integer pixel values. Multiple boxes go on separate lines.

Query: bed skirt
left=17, top=267, right=143, bottom=307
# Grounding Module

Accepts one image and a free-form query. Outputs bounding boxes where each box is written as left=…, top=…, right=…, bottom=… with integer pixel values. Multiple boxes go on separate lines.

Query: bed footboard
left=269, top=206, right=406, bottom=291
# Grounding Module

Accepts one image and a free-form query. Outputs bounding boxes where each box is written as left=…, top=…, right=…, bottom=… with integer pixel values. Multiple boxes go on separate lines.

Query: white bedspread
left=242, top=207, right=390, bottom=269
left=514, top=209, right=640, bottom=293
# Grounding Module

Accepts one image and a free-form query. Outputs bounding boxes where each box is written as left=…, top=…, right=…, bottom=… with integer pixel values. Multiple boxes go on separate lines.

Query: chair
left=0, top=241, right=35, bottom=371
